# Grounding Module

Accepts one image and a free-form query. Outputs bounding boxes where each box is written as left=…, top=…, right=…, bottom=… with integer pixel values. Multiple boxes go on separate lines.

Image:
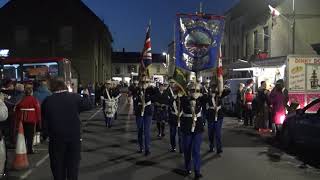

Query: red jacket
left=16, top=96, right=41, bottom=125
left=245, top=92, right=254, bottom=103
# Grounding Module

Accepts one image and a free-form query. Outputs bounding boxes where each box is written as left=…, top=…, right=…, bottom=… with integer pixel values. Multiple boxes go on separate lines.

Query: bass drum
left=104, top=99, right=116, bottom=118
left=0, top=137, right=7, bottom=179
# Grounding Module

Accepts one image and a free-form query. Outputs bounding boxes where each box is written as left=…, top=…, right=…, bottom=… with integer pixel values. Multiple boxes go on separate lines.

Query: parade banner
left=175, top=14, right=224, bottom=72
left=172, top=67, right=188, bottom=95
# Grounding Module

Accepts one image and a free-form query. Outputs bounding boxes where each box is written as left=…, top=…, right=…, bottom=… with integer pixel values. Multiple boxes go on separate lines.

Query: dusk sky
left=0, top=0, right=238, bottom=53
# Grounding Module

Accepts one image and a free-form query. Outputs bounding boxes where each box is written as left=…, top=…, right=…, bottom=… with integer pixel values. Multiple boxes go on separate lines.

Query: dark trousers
left=104, top=117, right=113, bottom=127
left=244, top=109, right=253, bottom=126
left=156, top=122, right=165, bottom=136
left=182, top=133, right=202, bottom=174
left=49, top=140, right=81, bottom=180
left=136, top=115, right=152, bottom=152
left=207, top=117, right=223, bottom=152
left=23, top=123, right=35, bottom=153
left=155, top=108, right=167, bottom=136
left=169, top=125, right=183, bottom=152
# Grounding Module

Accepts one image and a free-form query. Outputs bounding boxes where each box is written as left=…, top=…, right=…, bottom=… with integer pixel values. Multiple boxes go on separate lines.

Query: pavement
left=4, top=96, right=320, bottom=180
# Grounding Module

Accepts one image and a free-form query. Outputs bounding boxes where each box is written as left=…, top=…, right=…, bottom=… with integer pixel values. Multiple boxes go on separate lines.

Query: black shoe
left=195, top=173, right=203, bottom=179
left=157, top=134, right=162, bottom=138
left=208, top=148, right=215, bottom=153
left=161, top=133, right=165, bottom=137
left=217, top=149, right=223, bottom=154
left=183, top=170, right=192, bottom=176
left=170, top=148, right=176, bottom=152
left=137, top=149, right=143, bottom=153
left=179, top=150, right=183, bottom=154
left=144, top=151, right=150, bottom=156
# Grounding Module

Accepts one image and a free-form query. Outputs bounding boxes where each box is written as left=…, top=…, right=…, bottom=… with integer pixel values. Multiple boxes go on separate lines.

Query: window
left=115, top=66, right=121, bottom=74
left=15, top=26, right=28, bottom=48
left=59, top=26, right=73, bottom=51
left=127, top=65, right=137, bottom=74
left=263, top=26, right=270, bottom=52
left=253, top=30, right=258, bottom=54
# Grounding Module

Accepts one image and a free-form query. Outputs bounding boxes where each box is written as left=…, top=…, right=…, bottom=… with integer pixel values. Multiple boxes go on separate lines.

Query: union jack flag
left=139, top=23, right=152, bottom=78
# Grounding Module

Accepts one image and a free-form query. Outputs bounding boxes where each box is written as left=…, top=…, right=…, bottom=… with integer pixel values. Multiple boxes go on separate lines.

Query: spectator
left=16, top=85, right=41, bottom=154
left=42, top=78, right=92, bottom=180
left=77, top=83, right=83, bottom=94
left=33, top=80, right=52, bottom=105
left=0, top=92, right=8, bottom=177
left=269, top=79, right=287, bottom=137
left=94, top=82, right=101, bottom=106
left=244, top=88, right=254, bottom=126
left=236, top=83, right=245, bottom=122
left=255, top=81, right=270, bottom=131
left=14, top=83, right=25, bottom=103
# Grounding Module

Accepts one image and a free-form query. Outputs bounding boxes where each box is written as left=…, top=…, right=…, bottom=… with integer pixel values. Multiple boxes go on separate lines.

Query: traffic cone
left=12, top=121, right=29, bottom=170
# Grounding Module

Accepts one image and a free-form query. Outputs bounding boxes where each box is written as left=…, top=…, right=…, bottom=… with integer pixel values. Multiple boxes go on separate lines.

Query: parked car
left=281, top=98, right=320, bottom=149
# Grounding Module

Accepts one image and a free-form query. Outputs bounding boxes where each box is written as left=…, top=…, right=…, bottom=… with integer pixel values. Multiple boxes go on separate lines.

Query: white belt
left=20, top=108, right=35, bottom=111
left=138, top=101, right=151, bottom=106
left=246, top=102, right=252, bottom=105
left=182, top=112, right=202, bottom=118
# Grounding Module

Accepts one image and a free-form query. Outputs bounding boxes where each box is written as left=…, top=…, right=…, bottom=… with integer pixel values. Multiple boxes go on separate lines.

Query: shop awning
left=251, top=56, right=287, bottom=67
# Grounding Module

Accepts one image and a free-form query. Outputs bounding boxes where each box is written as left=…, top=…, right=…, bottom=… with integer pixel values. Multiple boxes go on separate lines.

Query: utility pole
left=292, top=0, right=296, bottom=54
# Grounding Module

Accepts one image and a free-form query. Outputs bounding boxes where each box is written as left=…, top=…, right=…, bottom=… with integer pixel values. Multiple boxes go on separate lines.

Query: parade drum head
left=105, top=99, right=116, bottom=114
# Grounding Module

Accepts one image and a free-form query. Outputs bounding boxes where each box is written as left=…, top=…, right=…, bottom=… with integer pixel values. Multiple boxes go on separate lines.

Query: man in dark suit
left=42, top=78, right=92, bottom=180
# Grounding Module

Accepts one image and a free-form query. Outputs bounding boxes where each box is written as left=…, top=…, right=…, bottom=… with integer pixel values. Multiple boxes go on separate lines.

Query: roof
left=2, top=57, right=68, bottom=64
left=112, top=52, right=166, bottom=64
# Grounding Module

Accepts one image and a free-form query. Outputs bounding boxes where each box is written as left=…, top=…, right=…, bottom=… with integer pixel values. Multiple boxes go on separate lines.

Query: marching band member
left=135, top=76, right=154, bottom=156
left=101, top=80, right=117, bottom=128
left=154, top=82, right=170, bottom=138
left=201, top=79, right=210, bottom=126
left=168, top=81, right=184, bottom=153
left=129, top=80, right=139, bottom=112
left=206, top=82, right=230, bottom=154
left=180, top=82, right=205, bottom=179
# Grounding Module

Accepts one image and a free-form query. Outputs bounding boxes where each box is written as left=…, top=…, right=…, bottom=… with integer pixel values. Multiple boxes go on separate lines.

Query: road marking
left=35, top=154, right=49, bottom=167
left=88, top=108, right=102, bottom=121
left=19, top=108, right=102, bottom=179
left=20, top=170, right=32, bottom=179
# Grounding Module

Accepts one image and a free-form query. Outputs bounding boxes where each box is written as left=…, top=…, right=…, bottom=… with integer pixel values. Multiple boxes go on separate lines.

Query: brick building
left=0, top=0, right=113, bottom=84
